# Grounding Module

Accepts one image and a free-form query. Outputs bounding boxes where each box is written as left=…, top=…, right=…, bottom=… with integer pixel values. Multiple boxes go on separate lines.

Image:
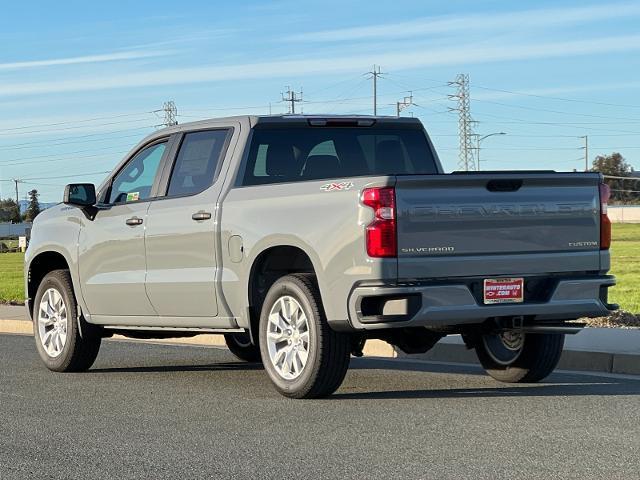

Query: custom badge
left=126, top=192, right=140, bottom=202
left=320, top=181, right=354, bottom=192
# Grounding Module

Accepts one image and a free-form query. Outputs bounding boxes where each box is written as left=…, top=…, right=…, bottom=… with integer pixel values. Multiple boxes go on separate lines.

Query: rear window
left=241, top=127, right=437, bottom=186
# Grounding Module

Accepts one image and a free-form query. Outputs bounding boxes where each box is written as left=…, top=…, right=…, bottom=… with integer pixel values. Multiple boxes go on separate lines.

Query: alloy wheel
left=266, top=295, right=310, bottom=380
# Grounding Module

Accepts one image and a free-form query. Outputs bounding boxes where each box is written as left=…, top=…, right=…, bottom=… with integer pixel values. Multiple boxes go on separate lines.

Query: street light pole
left=476, top=132, right=507, bottom=171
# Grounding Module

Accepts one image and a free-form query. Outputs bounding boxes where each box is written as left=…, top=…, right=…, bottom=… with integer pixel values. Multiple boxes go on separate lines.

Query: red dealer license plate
left=483, top=278, right=524, bottom=304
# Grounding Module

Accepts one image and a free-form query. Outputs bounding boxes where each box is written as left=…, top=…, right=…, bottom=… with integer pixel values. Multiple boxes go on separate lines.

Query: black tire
left=224, top=332, right=262, bottom=363
left=475, top=332, right=564, bottom=383
left=258, top=274, right=351, bottom=399
left=33, top=269, right=101, bottom=372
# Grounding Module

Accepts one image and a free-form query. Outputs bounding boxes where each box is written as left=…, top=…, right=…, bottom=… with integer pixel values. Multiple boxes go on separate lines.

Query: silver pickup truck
left=25, top=115, right=616, bottom=398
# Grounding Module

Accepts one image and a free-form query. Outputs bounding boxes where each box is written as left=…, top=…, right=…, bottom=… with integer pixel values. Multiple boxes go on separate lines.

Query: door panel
left=77, top=138, right=170, bottom=317
left=145, top=195, right=218, bottom=316
left=144, top=128, right=234, bottom=317
left=78, top=202, right=155, bottom=316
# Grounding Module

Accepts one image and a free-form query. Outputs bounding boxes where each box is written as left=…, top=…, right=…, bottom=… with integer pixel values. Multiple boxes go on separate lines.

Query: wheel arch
left=26, top=249, right=74, bottom=320
left=246, top=244, right=320, bottom=343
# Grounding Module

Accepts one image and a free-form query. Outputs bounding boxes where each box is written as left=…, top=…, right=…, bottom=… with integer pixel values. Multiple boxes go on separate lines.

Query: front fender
left=25, top=206, right=87, bottom=320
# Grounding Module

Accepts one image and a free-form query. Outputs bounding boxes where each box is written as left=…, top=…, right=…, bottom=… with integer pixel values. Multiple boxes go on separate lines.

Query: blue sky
left=1, top=0, right=640, bottom=202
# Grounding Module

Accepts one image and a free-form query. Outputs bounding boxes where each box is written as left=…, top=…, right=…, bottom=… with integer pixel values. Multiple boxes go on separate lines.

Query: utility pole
left=580, top=135, right=589, bottom=171
left=475, top=132, right=507, bottom=171
left=367, top=65, right=384, bottom=116
left=282, top=86, right=303, bottom=114
left=12, top=178, right=23, bottom=217
left=12, top=179, right=22, bottom=204
left=396, top=92, right=414, bottom=117
left=162, top=101, right=178, bottom=127
left=448, top=74, right=476, bottom=171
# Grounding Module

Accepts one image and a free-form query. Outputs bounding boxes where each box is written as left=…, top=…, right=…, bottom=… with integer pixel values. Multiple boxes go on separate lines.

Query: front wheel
left=258, top=274, right=351, bottom=399
left=475, top=331, right=564, bottom=383
left=33, top=269, right=102, bottom=372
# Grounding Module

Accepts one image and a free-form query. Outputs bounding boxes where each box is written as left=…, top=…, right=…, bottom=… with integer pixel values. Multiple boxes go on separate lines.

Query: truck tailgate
left=395, top=172, right=603, bottom=279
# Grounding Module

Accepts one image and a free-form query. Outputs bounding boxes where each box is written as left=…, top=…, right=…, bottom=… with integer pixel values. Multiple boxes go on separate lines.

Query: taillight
left=599, top=183, right=611, bottom=250
left=362, top=187, right=396, bottom=257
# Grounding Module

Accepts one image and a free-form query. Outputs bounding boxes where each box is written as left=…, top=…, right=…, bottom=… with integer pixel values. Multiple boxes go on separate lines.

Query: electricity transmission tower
left=282, top=86, right=303, bottom=114
left=162, top=101, right=178, bottom=126
left=367, top=65, right=385, bottom=115
left=396, top=92, right=414, bottom=117
left=448, top=74, right=476, bottom=171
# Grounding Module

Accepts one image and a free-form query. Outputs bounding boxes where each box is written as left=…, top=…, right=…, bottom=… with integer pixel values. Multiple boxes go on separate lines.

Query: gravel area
left=581, top=310, right=640, bottom=329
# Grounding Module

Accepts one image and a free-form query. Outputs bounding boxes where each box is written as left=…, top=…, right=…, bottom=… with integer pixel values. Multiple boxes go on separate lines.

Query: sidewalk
left=0, top=304, right=27, bottom=321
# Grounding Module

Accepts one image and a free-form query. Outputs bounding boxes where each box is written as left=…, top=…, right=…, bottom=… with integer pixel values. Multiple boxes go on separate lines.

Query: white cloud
left=2, top=34, right=640, bottom=98
left=0, top=49, right=174, bottom=71
left=285, top=2, right=640, bottom=42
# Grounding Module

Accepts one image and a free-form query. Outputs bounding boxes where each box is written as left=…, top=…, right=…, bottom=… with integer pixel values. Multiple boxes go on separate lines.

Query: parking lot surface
left=1, top=333, right=639, bottom=479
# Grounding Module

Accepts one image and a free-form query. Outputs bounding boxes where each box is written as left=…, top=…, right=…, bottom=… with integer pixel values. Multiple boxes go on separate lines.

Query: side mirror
left=63, top=183, right=96, bottom=207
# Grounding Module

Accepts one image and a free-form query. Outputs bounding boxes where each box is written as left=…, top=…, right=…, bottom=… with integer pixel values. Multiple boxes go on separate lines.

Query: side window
left=167, top=129, right=230, bottom=197
left=253, top=144, right=269, bottom=177
left=109, top=142, right=166, bottom=204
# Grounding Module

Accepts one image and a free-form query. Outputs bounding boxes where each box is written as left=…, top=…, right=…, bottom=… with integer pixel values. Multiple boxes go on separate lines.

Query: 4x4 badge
left=320, top=181, right=354, bottom=192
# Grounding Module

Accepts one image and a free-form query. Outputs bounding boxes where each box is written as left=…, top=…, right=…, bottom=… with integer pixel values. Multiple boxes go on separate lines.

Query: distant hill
left=18, top=200, right=58, bottom=213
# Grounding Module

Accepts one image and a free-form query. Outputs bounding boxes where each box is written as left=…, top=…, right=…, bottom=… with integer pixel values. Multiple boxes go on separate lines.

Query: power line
left=0, top=127, right=155, bottom=151
left=473, top=97, right=640, bottom=122
left=0, top=117, right=157, bottom=137
left=471, top=84, right=640, bottom=110
left=472, top=111, right=640, bottom=135
left=0, top=143, right=137, bottom=165
left=2, top=111, right=157, bottom=132
left=0, top=170, right=110, bottom=182
left=0, top=150, right=130, bottom=168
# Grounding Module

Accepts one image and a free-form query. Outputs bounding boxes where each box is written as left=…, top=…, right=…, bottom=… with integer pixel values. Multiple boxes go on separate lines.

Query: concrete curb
left=405, top=330, right=640, bottom=376
left=0, top=319, right=396, bottom=358
left=400, top=344, right=640, bottom=376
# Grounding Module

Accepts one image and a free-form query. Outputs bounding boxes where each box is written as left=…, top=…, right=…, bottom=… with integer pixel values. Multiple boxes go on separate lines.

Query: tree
left=591, top=152, right=637, bottom=203
left=0, top=198, right=21, bottom=223
left=24, top=189, right=41, bottom=222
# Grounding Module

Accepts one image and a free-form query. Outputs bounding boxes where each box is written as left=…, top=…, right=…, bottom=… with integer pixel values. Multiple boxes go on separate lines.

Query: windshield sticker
left=320, top=181, right=354, bottom=192
left=126, top=192, right=140, bottom=202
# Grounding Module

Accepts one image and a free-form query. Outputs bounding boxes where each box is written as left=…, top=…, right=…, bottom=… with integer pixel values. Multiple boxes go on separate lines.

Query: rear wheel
left=224, top=332, right=261, bottom=362
left=33, top=269, right=101, bottom=372
left=475, top=331, right=564, bottom=383
left=259, top=274, right=351, bottom=399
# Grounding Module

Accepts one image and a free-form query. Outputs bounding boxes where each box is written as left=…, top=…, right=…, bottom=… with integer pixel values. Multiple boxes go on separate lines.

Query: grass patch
left=608, top=223, right=640, bottom=313
left=0, top=252, right=24, bottom=304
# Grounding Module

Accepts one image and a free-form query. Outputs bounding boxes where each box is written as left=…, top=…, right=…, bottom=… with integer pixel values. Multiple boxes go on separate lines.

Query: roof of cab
left=154, top=114, right=421, bottom=134
left=135, top=114, right=423, bottom=153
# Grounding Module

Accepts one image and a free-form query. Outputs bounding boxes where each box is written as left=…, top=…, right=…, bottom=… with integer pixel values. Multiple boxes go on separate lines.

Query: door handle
left=192, top=211, right=212, bottom=221
left=126, top=216, right=143, bottom=226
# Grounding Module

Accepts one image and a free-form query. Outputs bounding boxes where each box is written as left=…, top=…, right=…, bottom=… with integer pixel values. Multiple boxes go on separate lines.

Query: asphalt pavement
left=1, top=333, right=639, bottom=479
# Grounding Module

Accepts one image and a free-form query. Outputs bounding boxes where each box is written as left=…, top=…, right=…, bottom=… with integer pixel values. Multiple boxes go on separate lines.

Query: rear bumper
left=342, top=275, right=616, bottom=331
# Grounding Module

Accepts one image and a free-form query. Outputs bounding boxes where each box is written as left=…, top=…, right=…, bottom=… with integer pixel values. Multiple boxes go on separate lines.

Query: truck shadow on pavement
left=86, top=356, right=640, bottom=400
left=336, top=357, right=640, bottom=400
left=88, top=362, right=264, bottom=374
